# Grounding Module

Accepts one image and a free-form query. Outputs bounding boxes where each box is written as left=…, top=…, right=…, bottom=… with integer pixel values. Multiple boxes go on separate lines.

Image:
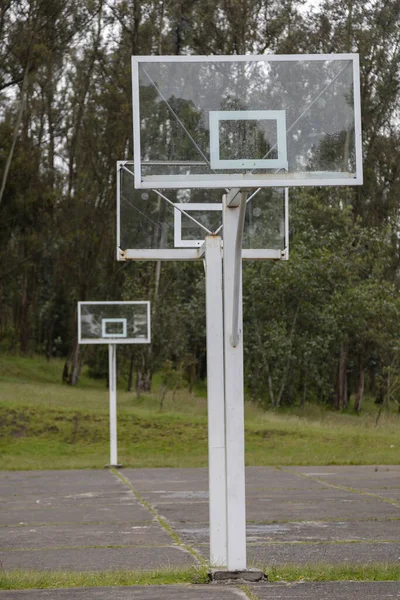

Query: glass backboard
left=117, top=162, right=288, bottom=261
left=78, top=301, right=151, bottom=344
left=132, top=54, right=362, bottom=189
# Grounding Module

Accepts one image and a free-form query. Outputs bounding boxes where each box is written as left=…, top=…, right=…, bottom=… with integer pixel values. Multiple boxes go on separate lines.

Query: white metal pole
left=108, top=343, right=118, bottom=466
left=205, top=235, right=228, bottom=567
left=284, top=188, right=289, bottom=260
left=222, top=193, right=247, bottom=571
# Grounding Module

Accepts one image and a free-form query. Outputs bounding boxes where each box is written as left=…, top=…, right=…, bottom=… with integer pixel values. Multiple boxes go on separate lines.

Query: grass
left=0, top=563, right=399, bottom=589
left=266, top=563, right=400, bottom=582
left=1, top=354, right=400, bottom=470
left=0, top=566, right=209, bottom=589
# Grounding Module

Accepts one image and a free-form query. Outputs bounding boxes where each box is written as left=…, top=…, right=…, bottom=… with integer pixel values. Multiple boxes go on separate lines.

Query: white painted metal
left=78, top=303, right=151, bottom=469
left=174, top=203, right=222, bottom=248
left=116, top=163, right=121, bottom=258
left=209, top=110, right=288, bottom=171
left=231, top=192, right=247, bottom=348
left=226, top=188, right=241, bottom=207
left=131, top=58, right=142, bottom=192
left=243, top=249, right=284, bottom=260
left=102, top=318, right=127, bottom=338
left=222, top=193, right=247, bottom=570
left=117, top=161, right=288, bottom=261
left=79, top=300, right=149, bottom=305
left=121, top=249, right=201, bottom=261
left=121, top=247, right=284, bottom=261
left=205, top=235, right=228, bottom=567
left=119, top=244, right=283, bottom=261
left=78, top=301, right=151, bottom=344
left=154, top=191, right=213, bottom=236
left=137, top=174, right=360, bottom=189
left=108, top=343, right=118, bottom=466
left=353, top=54, right=363, bottom=185
left=284, top=188, right=289, bottom=260
left=132, top=54, right=363, bottom=189
left=133, top=53, right=358, bottom=63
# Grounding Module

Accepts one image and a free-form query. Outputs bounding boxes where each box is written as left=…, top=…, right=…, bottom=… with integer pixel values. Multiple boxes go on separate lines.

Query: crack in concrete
left=111, top=469, right=205, bottom=566
left=279, top=467, right=400, bottom=508
left=0, top=544, right=183, bottom=553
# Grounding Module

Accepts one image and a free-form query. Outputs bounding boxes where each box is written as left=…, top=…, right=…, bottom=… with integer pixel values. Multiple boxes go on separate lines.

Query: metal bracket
left=226, top=188, right=242, bottom=207
left=117, top=248, right=126, bottom=261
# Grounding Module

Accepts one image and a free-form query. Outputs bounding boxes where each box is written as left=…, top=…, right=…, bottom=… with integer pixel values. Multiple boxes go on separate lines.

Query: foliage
left=1, top=1, right=400, bottom=412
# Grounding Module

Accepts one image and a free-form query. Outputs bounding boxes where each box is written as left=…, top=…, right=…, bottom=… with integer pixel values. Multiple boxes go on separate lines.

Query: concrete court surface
left=1, top=582, right=400, bottom=600
left=0, top=465, right=399, bottom=598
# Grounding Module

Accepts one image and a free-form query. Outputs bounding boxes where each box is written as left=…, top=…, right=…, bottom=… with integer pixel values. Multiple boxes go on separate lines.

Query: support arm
left=231, top=191, right=247, bottom=348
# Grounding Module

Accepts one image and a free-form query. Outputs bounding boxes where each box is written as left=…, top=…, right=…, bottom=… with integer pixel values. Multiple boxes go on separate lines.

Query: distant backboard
left=78, top=302, right=151, bottom=344
left=132, top=54, right=362, bottom=189
left=117, top=162, right=288, bottom=261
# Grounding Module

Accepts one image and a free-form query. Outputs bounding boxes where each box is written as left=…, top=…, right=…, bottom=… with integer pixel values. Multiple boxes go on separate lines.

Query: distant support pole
left=222, top=191, right=247, bottom=571
left=108, top=343, right=118, bottom=467
left=205, top=235, right=228, bottom=567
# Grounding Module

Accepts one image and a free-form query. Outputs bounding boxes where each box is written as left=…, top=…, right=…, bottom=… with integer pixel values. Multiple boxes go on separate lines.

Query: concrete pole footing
left=209, top=569, right=266, bottom=582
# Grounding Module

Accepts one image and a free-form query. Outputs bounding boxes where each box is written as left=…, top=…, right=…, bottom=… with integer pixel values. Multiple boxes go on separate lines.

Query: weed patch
left=0, top=567, right=209, bottom=589
left=266, top=563, right=400, bottom=582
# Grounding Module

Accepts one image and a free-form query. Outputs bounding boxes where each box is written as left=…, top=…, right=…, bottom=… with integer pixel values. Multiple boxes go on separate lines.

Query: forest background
left=1, top=0, right=400, bottom=415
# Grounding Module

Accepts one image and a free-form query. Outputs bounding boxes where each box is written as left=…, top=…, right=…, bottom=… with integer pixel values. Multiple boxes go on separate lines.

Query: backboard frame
left=78, top=301, right=151, bottom=345
left=116, top=161, right=289, bottom=261
left=209, top=110, right=288, bottom=171
left=174, top=203, right=223, bottom=248
left=132, top=54, right=363, bottom=190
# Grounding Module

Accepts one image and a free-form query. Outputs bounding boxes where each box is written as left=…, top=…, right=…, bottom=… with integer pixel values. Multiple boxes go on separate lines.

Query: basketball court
left=1, top=466, right=399, bottom=597
left=0, top=53, right=374, bottom=596
left=1, top=465, right=399, bottom=571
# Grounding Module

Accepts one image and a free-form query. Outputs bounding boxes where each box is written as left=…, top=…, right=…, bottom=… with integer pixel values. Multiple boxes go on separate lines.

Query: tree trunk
left=276, top=303, right=300, bottom=408
left=159, top=384, right=167, bottom=411
left=63, top=337, right=85, bottom=386
left=266, top=362, right=276, bottom=407
left=135, top=347, right=152, bottom=396
left=300, top=368, right=307, bottom=408
left=45, top=316, right=54, bottom=361
left=0, top=57, right=31, bottom=205
left=343, top=369, right=349, bottom=409
left=127, top=352, right=135, bottom=392
left=334, top=343, right=347, bottom=410
left=68, top=339, right=80, bottom=386
left=354, top=353, right=365, bottom=413
left=136, top=367, right=152, bottom=396
left=19, top=270, right=30, bottom=354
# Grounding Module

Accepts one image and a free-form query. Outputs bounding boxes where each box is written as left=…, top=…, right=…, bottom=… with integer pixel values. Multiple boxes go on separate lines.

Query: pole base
left=209, top=569, right=266, bottom=582
left=105, top=464, right=123, bottom=469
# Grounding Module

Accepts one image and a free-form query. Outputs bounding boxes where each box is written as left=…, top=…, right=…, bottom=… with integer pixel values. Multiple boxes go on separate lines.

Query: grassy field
left=1, top=354, right=400, bottom=470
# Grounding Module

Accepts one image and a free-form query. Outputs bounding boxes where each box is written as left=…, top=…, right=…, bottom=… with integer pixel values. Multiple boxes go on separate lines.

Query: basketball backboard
left=78, top=301, right=150, bottom=344
left=132, top=54, right=362, bottom=189
left=117, top=161, right=288, bottom=261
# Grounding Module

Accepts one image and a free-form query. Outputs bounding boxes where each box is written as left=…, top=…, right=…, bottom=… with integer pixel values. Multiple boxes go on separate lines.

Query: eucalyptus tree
left=0, top=0, right=103, bottom=354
